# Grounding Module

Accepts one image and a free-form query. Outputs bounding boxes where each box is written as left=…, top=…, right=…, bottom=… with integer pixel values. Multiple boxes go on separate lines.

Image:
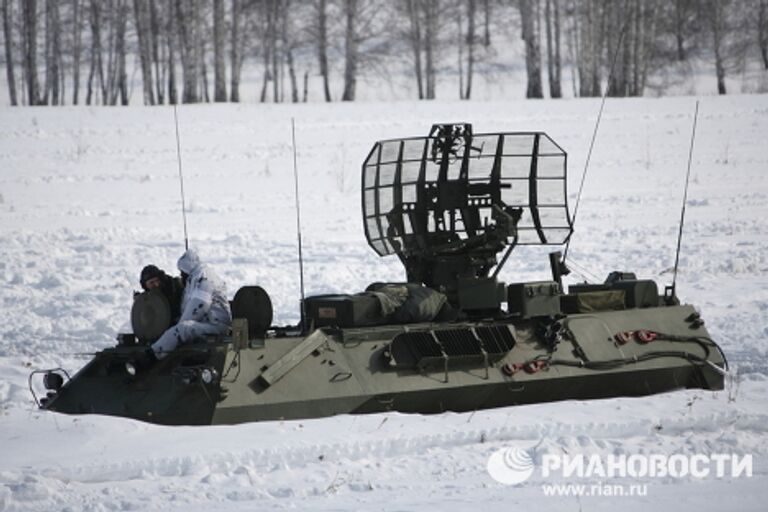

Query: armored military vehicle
left=31, top=123, right=727, bottom=425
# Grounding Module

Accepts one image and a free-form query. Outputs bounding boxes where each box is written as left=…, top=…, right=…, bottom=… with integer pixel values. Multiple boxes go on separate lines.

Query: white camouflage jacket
left=176, top=249, right=232, bottom=327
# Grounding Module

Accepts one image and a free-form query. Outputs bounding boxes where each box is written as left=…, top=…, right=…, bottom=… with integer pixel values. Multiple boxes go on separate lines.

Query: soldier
left=150, top=249, right=231, bottom=359
left=139, top=264, right=184, bottom=325
left=130, top=249, right=232, bottom=372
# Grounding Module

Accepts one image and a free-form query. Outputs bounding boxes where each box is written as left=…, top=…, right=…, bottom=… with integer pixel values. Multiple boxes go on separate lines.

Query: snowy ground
left=0, top=95, right=766, bottom=511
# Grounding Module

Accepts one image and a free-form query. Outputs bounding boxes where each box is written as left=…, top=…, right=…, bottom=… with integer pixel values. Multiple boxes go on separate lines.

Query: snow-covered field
left=1, top=95, right=766, bottom=511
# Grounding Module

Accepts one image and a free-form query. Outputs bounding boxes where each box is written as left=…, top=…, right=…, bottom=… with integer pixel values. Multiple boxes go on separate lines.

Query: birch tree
left=461, top=0, right=476, bottom=100
left=706, top=0, right=728, bottom=94
left=519, top=0, right=543, bottom=98
left=134, top=0, right=156, bottom=104
left=2, top=0, right=18, bottom=105
left=405, top=0, right=424, bottom=98
left=317, top=0, right=332, bottom=102
left=212, top=0, right=226, bottom=101
left=341, top=0, right=358, bottom=101
left=545, top=0, right=562, bottom=98
left=230, top=0, right=242, bottom=101
left=759, top=0, right=768, bottom=68
left=85, top=0, right=105, bottom=105
left=43, top=0, right=62, bottom=105
left=176, top=0, right=200, bottom=103
left=72, top=0, right=83, bottom=104
left=424, top=0, right=436, bottom=99
left=22, top=0, right=41, bottom=105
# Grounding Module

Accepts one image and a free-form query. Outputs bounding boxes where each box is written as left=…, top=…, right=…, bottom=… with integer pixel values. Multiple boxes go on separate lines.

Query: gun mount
left=362, top=123, right=573, bottom=306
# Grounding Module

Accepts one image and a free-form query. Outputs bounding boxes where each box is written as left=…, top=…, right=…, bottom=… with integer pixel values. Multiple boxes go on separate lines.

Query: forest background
left=2, top=0, right=768, bottom=107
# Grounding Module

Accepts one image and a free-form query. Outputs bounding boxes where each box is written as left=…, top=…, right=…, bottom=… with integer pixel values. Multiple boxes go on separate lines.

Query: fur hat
left=140, top=265, right=164, bottom=290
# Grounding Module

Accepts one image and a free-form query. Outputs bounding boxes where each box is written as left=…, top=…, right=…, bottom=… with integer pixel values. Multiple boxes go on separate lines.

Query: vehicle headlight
left=201, top=368, right=218, bottom=385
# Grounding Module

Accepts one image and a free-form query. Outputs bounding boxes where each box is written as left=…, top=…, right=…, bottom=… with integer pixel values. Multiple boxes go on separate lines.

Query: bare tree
left=72, top=0, right=83, bottom=104
left=573, top=0, right=604, bottom=97
left=673, top=0, right=696, bottom=60
left=458, top=3, right=463, bottom=97
left=519, top=0, right=543, bottom=98
left=341, top=0, right=358, bottom=100
left=166, top=1, right=178, bottom=104
left=283, top=0, right=300, bottom=103
left=400, top=0, right=436, bottom=99
left=759, top=0, right=768, bottom=68
left=706, top=0, right=728, bottom=94
left=317, top=0, right=332, bottom=101
left=258, top=0, right=277, bottom=103
left=405, top=0, right=424, bottom=99
left=424, top=0, right=436, bottom=99
left=606, top=0, right=628, bottom=97
left=176, top=0, right=200, bottom=102
left=631, top=1, right=658, bottom=96
left=21, top=0, right=41, bottom=105
left=212, top=0, right=226, bottom=101
left=230, top=0, right=242, bottom=101
left=113, top=0, right=129, bottom=105
left=85, top=0, right=105, bottom=105
left=134, top=0, right=156, bottom=104
left=545, top=0, right=562, bottom=98
left=461, top=0, right=476, bottom=100
left=43, top=0, right=63, bottom=105
left=148, top=0, right=165, bottom=104
left=2, top=0, right=18, bottom=105
left=105, top=1, right=116, bottom=103
left=271, top=0, right=280, bottom=102
left=198, top=6, right=209, bottom=103
left=102, top=0, right=129, bottom=105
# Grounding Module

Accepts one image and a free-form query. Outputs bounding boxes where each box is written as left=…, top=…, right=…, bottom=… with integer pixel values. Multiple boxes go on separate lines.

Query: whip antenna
left=173, top=104, right=189, bottom=251
left=563, top=23, right=628, bottom=263
left=669, top=100, right=700, bottom=299
left=291, top=118, right=306, bottom=327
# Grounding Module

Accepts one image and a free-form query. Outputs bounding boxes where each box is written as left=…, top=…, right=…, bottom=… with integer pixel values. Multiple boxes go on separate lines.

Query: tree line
left=2, top=0, right=767, bottom=106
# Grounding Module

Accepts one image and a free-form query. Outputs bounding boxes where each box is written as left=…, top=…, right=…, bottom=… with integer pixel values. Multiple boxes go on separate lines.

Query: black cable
left=548, top=350, right=711, bottom=371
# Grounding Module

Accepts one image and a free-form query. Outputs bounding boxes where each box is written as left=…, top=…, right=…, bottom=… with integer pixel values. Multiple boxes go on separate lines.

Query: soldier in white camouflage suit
left=150, top=248, right=232, bottom=359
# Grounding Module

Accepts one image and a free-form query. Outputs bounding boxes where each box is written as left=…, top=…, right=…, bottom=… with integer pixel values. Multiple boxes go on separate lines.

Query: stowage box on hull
left=507, top=281, right=562, bottom=319
left=304, top=294, right=382, bottom=328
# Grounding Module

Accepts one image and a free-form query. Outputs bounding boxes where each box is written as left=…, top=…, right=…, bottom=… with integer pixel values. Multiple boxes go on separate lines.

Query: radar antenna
left=362, top=123, right=573, bottom=304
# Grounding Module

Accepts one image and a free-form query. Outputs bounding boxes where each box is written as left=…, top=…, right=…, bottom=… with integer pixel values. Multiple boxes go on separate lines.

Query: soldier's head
left=177, top=249, right=201, bottom=284
left=140, top=265, right=165, bottom=291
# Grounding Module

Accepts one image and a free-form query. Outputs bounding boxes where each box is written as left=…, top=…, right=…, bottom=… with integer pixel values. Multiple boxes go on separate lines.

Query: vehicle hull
left=42, top=304, right=726, bottom=426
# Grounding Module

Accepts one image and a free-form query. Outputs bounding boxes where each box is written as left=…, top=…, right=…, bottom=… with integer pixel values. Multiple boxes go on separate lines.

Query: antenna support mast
left=667, top=100, right=700, bottom=302
left=291, top=118, right=306, bottom=327
left=173, top=105, right=189, bottom=251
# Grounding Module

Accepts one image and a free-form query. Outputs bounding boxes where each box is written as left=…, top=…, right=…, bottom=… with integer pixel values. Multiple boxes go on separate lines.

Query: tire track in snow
left=18, top=409, right=768, bottom=485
